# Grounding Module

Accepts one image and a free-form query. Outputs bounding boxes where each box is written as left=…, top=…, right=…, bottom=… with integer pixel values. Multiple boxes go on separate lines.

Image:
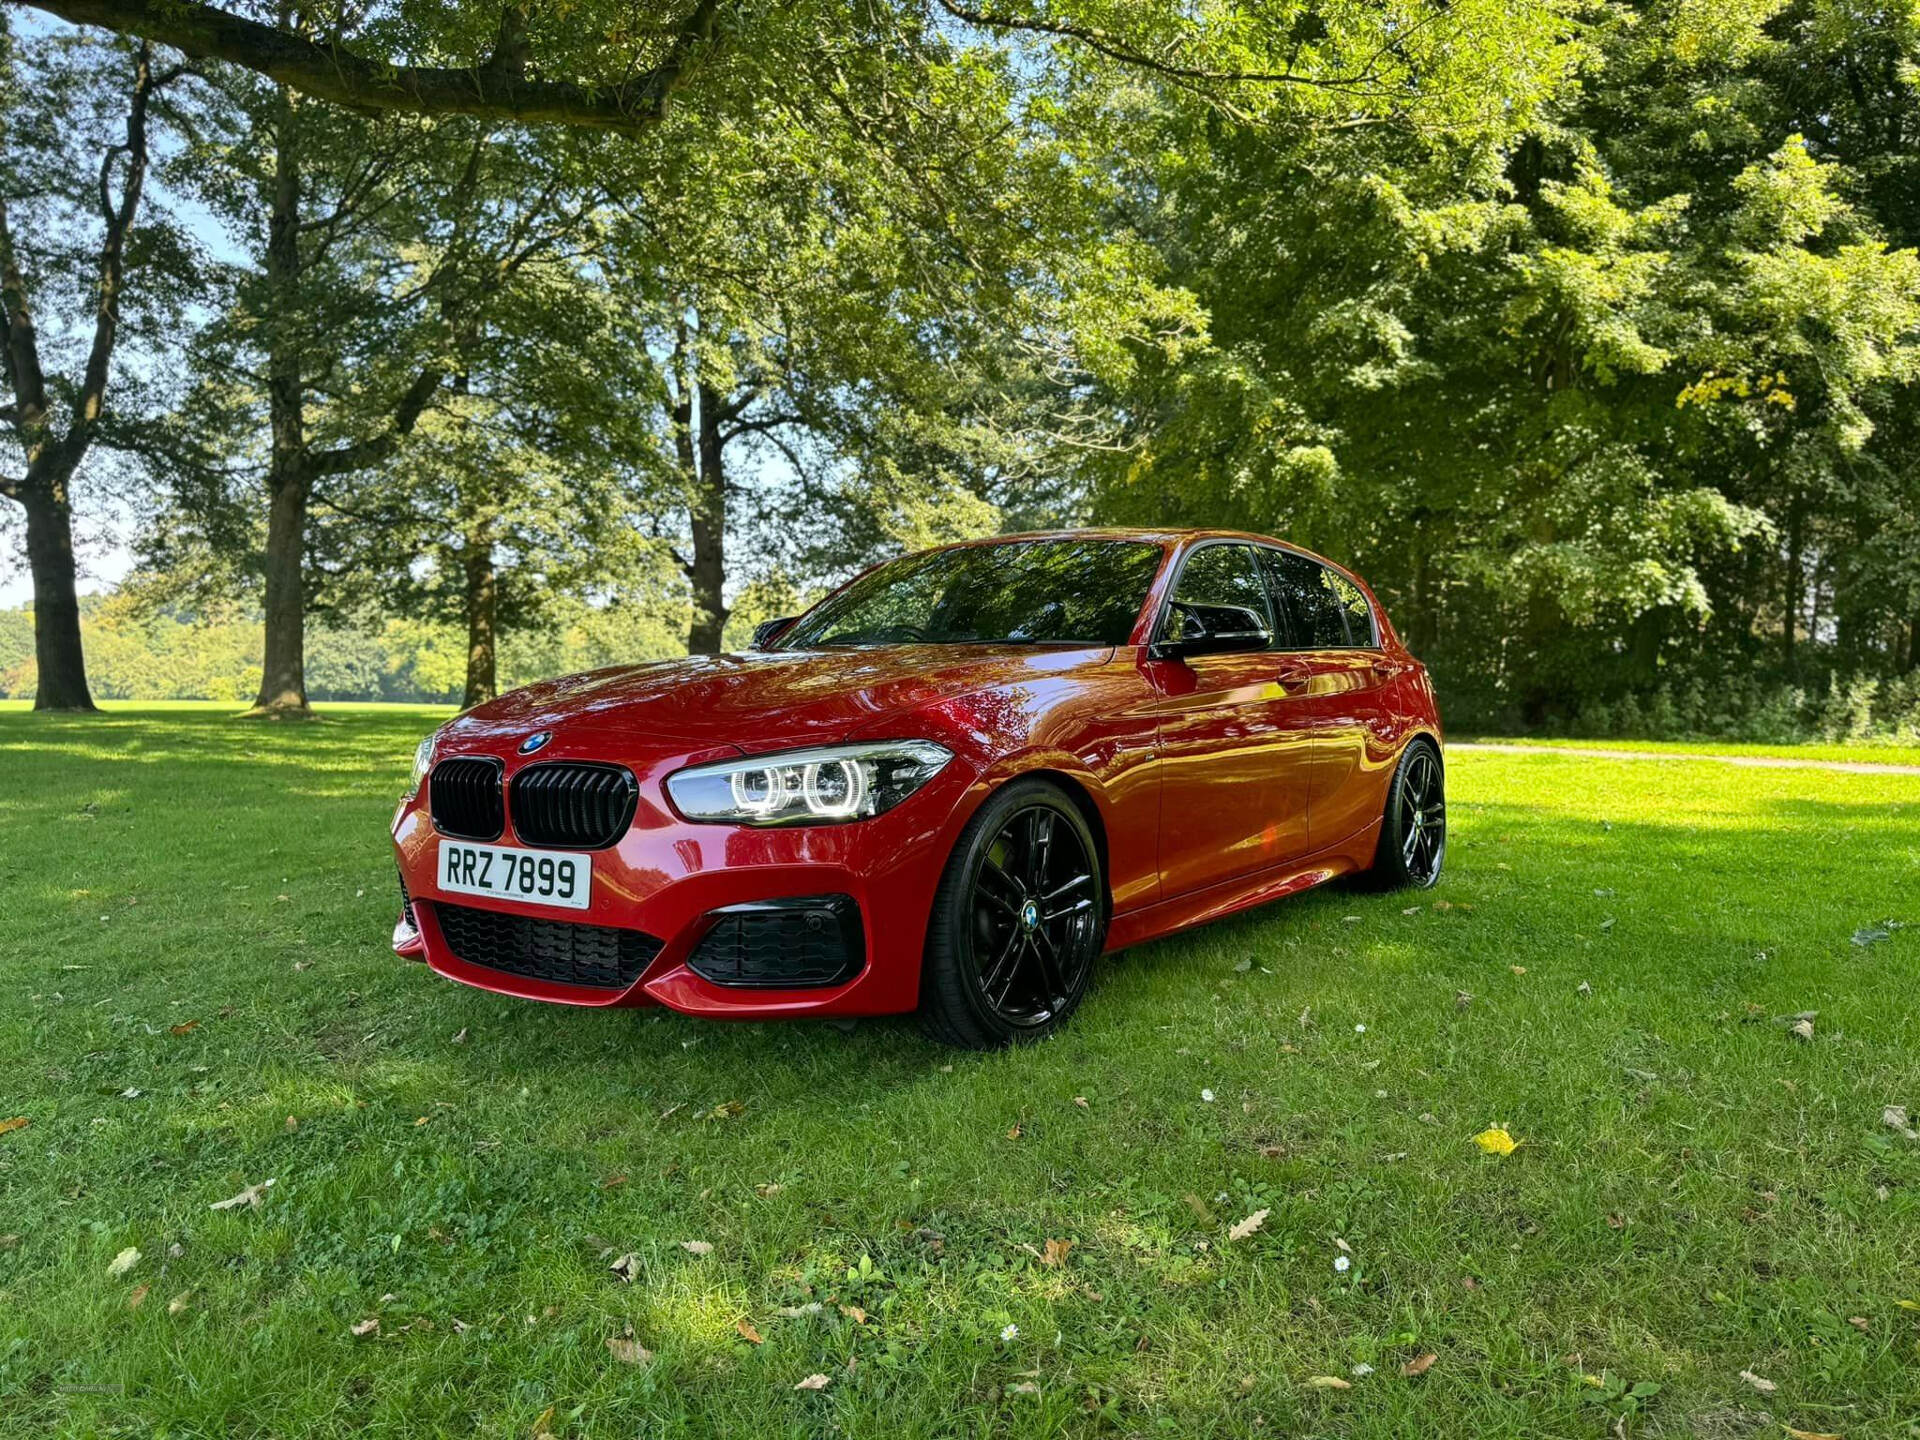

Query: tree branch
left=72, top=42, right=155, bottom=446
left=8, top=0, right=729, bottom=134
left=0, top=473, right=20, bottom=499
left=931, top=0, right=1394, bottom=92
left=308, top=363, right=446, bottom=478
left=0, top=196, right=50, bottom=437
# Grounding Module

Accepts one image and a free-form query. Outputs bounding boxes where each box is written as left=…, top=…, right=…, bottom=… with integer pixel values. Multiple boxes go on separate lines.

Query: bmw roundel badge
left=518, top=731, right=552, bottom=755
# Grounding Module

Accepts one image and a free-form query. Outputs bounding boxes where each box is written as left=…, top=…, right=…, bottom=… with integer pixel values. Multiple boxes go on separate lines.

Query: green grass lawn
left=3, top=704, right=1918, bottom=1438
left=1463, top=734, right=1920, bottom=769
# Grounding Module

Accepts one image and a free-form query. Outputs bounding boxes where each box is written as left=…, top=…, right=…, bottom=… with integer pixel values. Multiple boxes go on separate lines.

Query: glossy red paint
left=390, top=529, right=1442, bottom=1020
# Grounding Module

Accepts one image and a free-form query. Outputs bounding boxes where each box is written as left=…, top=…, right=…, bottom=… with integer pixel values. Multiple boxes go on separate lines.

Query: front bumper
left=391, top=733, right=975, bottom=1018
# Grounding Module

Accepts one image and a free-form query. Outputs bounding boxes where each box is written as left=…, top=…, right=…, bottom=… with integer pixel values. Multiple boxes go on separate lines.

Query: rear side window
left=1266, top=550, right=1373, bottom=648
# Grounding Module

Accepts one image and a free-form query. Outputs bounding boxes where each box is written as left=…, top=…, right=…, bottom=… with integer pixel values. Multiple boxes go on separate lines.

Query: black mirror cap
left=751, top=616, right=799, bottom=650
left=1149, top=603, right=1273, bottom=661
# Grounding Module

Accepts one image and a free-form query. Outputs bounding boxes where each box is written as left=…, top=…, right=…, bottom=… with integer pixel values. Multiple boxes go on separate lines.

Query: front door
left=1148, top=542, right=1318, bottom=900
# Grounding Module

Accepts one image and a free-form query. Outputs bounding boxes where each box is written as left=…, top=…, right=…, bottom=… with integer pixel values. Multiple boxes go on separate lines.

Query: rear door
left=1149, top=542, right=1317, bottom=898
left=1262, top=548, right=1399, bottom=850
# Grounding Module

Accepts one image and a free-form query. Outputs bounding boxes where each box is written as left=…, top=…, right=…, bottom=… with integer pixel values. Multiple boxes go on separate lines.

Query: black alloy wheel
left=920, top=780, right=1104, bottom=1047
left=1372, top=739, right=1446, bottom=889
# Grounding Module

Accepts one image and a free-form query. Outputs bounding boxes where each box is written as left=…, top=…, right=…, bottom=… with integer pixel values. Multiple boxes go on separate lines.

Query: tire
left=919, top=778, right=1106, bottom=1049
left=1368, top=738, right=1446, bottom=889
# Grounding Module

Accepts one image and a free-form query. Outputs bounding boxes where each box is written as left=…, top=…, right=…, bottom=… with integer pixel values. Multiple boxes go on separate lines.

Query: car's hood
left=442, top=645, right=1115, bottom=753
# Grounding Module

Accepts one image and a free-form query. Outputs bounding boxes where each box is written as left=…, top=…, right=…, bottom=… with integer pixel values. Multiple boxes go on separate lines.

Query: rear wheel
left=1370, top=739, right=1446, bottom=889
left=919, top=780, right=1104, bottom=1049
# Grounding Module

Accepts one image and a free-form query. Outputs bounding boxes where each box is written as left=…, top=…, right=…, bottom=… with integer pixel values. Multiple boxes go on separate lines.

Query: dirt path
left=1451, top=741, right=1920, bottom=777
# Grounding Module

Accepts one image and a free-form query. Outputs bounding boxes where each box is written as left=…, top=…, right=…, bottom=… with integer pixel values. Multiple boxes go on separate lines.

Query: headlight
left=405, top=731, right=439, bottom=800
left=666, top=741, right=952, bottom=826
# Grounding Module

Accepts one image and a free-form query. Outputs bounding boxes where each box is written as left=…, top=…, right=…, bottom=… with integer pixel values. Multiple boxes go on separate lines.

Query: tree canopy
left=1, top=0, right=1916, bottom=737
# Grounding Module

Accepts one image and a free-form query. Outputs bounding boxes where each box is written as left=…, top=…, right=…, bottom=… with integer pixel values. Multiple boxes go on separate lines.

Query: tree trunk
left=249, top=82, right=312, bottom=718
left=1782, top=508, right=1803, bottom=676
left=462, top=529, right=497, bottom=708
left=1909, top=609, right=1920, bottom=673
left=20, top=468, right=97, bottom=711
left=686, top=377, right=728, bottom=654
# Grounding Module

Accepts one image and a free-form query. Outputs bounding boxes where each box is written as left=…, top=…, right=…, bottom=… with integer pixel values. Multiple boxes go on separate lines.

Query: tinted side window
left=1324, top=569, right=1376, bottom=646
left=1167, top=544, right=1274, bottom=639
left=1268, top=550, right=1351, bottom=647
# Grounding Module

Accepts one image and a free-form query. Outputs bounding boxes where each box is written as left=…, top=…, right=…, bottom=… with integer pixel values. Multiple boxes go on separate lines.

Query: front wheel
left=1370, top=739, right=1446, bottom=889
left=919, top=780, right=1105, bottom=1049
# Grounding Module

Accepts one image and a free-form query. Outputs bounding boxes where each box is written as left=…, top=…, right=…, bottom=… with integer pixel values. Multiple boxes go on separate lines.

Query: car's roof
left=939, top=526, right=1291, bottom=548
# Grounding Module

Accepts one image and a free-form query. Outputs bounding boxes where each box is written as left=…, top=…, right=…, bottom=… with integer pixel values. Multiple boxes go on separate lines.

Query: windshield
left=778, top=539, right=1165, bottom=649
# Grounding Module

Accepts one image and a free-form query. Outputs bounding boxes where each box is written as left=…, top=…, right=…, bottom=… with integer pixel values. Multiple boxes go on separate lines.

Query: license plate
left=436, top=840, right=591, bottom=911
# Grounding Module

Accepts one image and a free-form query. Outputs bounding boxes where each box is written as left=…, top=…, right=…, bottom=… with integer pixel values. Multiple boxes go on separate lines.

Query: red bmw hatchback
left=391, top=530, right=1444, bottom=1046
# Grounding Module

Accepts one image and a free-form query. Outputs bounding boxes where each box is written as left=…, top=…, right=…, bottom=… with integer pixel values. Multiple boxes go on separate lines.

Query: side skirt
left=1103, top=819, right=1383, bottom=953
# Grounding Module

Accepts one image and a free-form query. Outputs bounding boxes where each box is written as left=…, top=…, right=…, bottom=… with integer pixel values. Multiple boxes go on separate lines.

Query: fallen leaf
left=1008, top=1380, right=1040, bottom=1394
left=609, top=1252, right=640, bottom=1282
left=209, top=1178, right=275, bottom=1211
left=285, top=1116, right=299, bottom=1132
left=0, top=1235, right=19, bottom=1250
left=1472, top=1127, right=1520, bottom=1157
left=795, top=1373, right=832, bottom=1391
left=1402, top=1352, right=1437, bottom=1378
left=167, top=1290, right=191, bottom=1315
left=1333, top=1236, right=1352, bottom=1253
left=1882, top=1105, right=1917, bottom=1140
left=1233, top=957, right=1253, bottom=972
left=680, top=1240, right=713, bottom=1256
left=1229, top=1209, right=1270, bottom=1241
left=1739, top=1369, right=1777, bottom=1395
left=530, top=1404, right=555, bottom=1439
left=451, top=1027, right=469, bottom=1045
left=351, top=1317, right=379, bottom=1337
left=107, top=1247, right=140, bottom=1278
left=1790, top=1018, right=1815, bottom=1042
left=1455, top=990, right=1474, bottom=1010
left=708, top=1099, right=745, bottom=1119
left=736, top=1317, right=763, bottom=1344
left=1041, top=1237, right=1074, bottom=1267
left=170, top=1020, right=200, bottom=1036
left=775, top=1303, right=824, bottom=1318
left=1402, top=905, right=1421, bottom=915
left=1577, top=980, right=1593, bottom=996
left=1073, top=1096, right=1089, bottom=1109
left=1782, top=1428, right=1842, bottom=1440
left=0, top=1117, right=28, bottom=1138
left=127, top=1284, right=149, bottom=1309
left=1006, top=1124, right=1022, bottom=1140
left=1606, top=1214, right=1625, bottom=1230
left=1304, top=1375, right=1352, bottom=1390
left=1847, top=1316, right=1869, bottom=1332
left=754, top=1182, right=782, bottom=1197
left=840, top=1304, right=868, bottom=1324
left=1510, top=965, right=1527, bottom=976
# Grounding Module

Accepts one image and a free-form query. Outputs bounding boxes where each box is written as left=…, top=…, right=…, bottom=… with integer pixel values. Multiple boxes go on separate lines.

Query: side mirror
left=751, top=616, right=798, bottom=650
left=1150, top=603, right=1272, bottom=660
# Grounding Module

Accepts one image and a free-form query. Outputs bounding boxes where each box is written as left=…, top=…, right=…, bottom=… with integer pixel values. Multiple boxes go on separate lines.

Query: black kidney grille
left=430, top=757, right=504, bottom=840
left=509, top=762, right=639, bottom=850
left=433, top=901, right=663, bottom=989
